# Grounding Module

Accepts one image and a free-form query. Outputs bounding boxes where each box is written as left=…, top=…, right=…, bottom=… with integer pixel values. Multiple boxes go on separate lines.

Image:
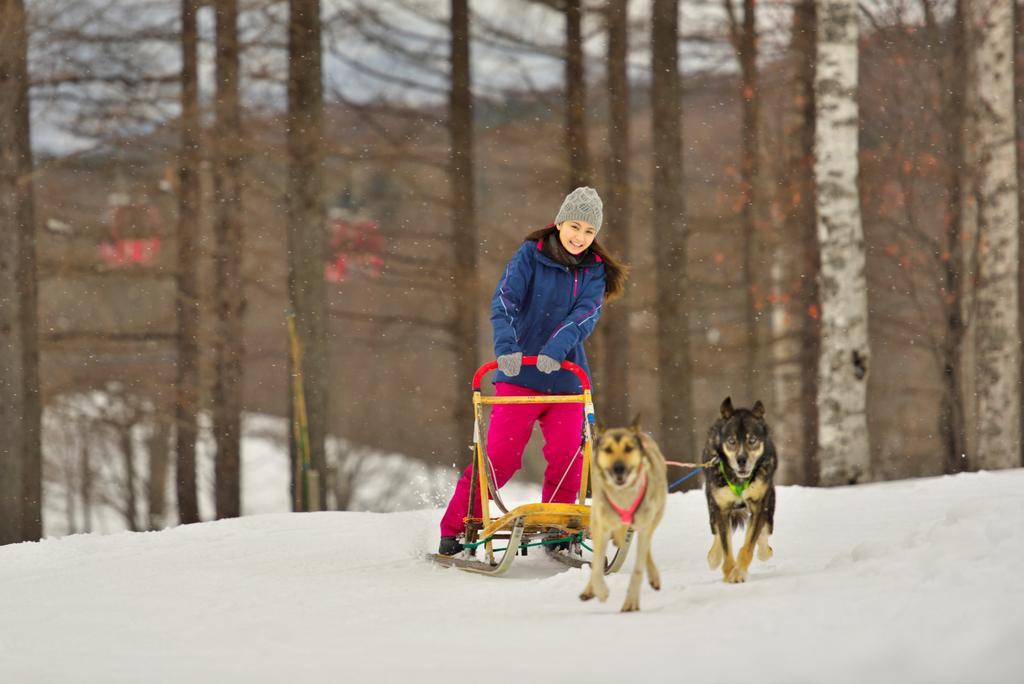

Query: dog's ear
left=752, top=400, right=765, bottom=419
left=593, top=419, right=605, bottom=438
left=629, top=413, right=642, bottom=434
left=720, top=397, right=734, bottom=419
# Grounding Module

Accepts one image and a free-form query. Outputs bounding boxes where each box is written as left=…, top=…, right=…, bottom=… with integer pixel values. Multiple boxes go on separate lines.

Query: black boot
left=544, top=531, right=571, bottom=552
left=438, top=536, right=463, bottom=556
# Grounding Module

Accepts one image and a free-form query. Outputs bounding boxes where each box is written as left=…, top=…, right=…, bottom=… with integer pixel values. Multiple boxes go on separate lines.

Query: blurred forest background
left=1, top=0, right=1022, bottom=543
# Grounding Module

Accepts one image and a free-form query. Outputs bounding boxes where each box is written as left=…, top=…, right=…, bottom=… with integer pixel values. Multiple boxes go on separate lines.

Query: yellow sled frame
left=438, top=357, right=632, bottom=576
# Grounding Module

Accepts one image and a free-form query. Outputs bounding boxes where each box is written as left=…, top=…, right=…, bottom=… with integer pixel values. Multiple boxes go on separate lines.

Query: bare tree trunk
left=598, top=0, right=631, bottom=426
left=17, top=2, right=41, bottom=542
left=1011, top=0, right=1019, bottom=471
left=726, top=0, right=762, bottom=401
left=796, top=1, right=820, bottom=486
left=0, top=0, right=42, bottom=544
left=814, top=0, right=870, bottom=486
left=120, top=426, right=139, bottom=532
left=213, top=0, right=244, bottom=519
left=797, top=0, right=820, bottom=485
left=1015, top=0, right=1024, bottom=468
left=288, top=364, right=297, bottom=509
left=449, top=0, right=479, bottom=444
left=288, top=0, right=328, bottom=509
left=959, top=6, right=981, bottom=464
left=564, top=0, right=590, bottom=188
left=563, top=0, right=603, bottom=401
left=966, top=0, right=1020, bottom=470
left=147, top=418, right=170, bottom=530
left=740, top=0, right=762, bottom=402
left=931, top=0, right=968, bottom=474
left=80, top=436, right=93, bottom=533
left=769, top=253, right=800, bottom=486
left=175, top=0, right=201, bottom=525
left=772, top=0, right=817, bottom=485
left=64, top=459, right=77, bottom=534
left=651, top=0, right=695, bottom=470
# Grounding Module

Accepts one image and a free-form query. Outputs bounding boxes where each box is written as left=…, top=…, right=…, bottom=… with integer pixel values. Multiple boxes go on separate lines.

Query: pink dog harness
left=604, top=474, right=648, bottom=525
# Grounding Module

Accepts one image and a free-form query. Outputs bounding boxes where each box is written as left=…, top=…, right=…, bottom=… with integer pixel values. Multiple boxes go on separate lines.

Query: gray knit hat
left=554, top=186, right=603, bottom=233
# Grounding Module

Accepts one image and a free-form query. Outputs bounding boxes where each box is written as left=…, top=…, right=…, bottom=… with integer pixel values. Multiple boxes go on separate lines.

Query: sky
left=23, top=0, right=951, bottom=155
left=24, top=0, right=751, bottom=155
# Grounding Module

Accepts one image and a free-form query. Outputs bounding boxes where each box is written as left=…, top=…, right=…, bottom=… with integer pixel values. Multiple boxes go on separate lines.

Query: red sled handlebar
left=472, top=356, right=591, bottom=392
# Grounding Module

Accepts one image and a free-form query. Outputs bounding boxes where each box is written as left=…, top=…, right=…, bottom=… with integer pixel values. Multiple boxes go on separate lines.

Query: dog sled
left=428, top=357, right=633, bottom=576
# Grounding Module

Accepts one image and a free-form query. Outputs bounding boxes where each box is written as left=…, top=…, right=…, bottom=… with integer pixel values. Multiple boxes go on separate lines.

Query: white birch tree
left=813, top=0, right=870, bottom=485
left=965, top=0, right=1020, bottom=470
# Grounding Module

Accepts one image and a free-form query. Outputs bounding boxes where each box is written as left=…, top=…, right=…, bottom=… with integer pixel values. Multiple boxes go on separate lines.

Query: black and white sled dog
left=702, top=397, right=777, bottom=583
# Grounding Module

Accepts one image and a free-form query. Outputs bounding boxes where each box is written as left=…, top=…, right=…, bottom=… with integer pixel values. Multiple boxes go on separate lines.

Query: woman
left=438, top=187, right=628, bottom=555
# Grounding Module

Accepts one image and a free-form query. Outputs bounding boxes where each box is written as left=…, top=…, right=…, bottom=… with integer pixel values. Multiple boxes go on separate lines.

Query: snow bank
left=3, top=469, right=1022, bottom=683
left=42, top=411, right=462, bottom=536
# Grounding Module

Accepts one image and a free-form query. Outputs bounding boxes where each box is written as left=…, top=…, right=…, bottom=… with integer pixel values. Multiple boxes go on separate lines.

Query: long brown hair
left=524, top=225, right=629, bottom=302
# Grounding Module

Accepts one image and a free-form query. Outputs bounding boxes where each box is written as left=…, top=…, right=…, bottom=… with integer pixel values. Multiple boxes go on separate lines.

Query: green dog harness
left=718, top=459, right=752, bottom=498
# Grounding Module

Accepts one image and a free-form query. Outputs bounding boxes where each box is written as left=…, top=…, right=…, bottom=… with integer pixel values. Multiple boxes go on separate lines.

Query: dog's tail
left=728, top=509, right=748, bottom=532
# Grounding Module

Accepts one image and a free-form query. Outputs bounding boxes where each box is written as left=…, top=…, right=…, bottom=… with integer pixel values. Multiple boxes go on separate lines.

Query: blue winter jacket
left=491, top=235, right=606, bottom=394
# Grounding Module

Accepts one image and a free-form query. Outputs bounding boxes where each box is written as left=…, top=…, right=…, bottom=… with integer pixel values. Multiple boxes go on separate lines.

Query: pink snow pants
left=439, top=382, right=585, bottom=537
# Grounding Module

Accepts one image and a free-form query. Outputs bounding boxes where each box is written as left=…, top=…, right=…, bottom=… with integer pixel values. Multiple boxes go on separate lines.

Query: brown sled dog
left=703, top=397, right=777, bottom=583
left=580, top=417, right=668, bottom=612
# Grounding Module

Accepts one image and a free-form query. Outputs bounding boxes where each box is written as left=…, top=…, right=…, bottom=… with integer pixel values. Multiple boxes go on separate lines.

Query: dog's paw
left=581, top=580, right=609, bottom=602
left=707, top=538, right=723, bottom=570
left=647, top=562, right=662, bottom=590
left=757, top=543, right=774, bottom=561
left=725, top=566, right=748, bottom=584
left=592, top=582, right=610, bottom=602
left=620, top=596, right=640, bottom=612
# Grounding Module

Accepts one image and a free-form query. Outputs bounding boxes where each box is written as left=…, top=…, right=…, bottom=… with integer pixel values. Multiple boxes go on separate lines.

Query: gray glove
left=497, top=352, right=522, bottom=377
left=536, top=354, right=561, bottom=374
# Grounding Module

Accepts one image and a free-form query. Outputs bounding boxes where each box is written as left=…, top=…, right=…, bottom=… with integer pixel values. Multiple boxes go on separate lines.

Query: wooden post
left=288, top=314, right=318, bottom=511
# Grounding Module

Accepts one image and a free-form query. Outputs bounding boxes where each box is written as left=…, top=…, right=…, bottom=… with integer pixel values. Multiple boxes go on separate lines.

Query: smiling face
left=595, top=425, right=645, bottom=489
left=717, top=398, right=768, bottom=480
left=556, top=219, right=597, bottom=255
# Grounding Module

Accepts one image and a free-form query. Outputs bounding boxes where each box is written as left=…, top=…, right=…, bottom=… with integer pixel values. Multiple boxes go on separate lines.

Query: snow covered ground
left=3, top=469, right=1023, bottom=683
